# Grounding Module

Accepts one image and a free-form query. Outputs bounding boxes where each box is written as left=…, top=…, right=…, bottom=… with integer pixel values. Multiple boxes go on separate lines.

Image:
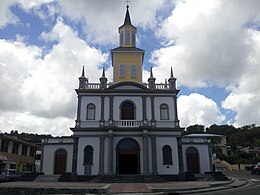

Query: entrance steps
left=88, top=175, right=167, bottom=183
left=194, top=174, right=215, bottom=181
left=34, top=175, right=60, bottom=182
left=204, top=172, right=228, bottom=181
left=190, top=172, right=228, bottom=181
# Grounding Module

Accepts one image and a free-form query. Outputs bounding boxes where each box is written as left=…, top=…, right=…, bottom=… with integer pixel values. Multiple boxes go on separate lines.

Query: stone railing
left=79, top=120, right=178, bottom=128
left=115, top=120, right=142, bottom=127
left=144, top=83, right=170, bottom=90
left=85, top=83, right=100, bottom=89
left=83, top=83, right=173, bottom=90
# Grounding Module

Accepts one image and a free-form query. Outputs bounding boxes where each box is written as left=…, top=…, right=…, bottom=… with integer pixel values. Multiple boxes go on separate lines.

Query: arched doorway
left=186, top=147, right=200, bottom=173
left=116, top=138, right=140, bottom=174
left=54, top=148, right=67, bottom=174
left=120, top=101, right=135, bottom=120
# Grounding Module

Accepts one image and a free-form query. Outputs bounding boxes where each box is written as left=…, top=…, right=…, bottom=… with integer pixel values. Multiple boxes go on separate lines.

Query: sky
left=0, top=0, right=260, bottom=136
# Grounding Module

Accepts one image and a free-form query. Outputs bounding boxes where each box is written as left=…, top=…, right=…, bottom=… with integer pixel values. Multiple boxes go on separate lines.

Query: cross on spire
left=125, top=0, right=130, bottom=8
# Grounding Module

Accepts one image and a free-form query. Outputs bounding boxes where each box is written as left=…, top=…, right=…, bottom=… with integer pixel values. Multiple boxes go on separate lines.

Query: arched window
left=131, top=31, right=136, bottom=46
left=86, top=103, right=95, bottom=120
left=130, top=64, right=137, bottom=77
left=119, top=64, right=125, bottom=77
left=120, top=101, right=135, bottom=120
left=84, top=145, right=94, bottom=165
left=120, top=31, right=123, bottom=46
left=160, top=103, right=169, bottom=120
left=125, top=28, right=130, bottom=45
left=162, top=145, right=173, bottom=165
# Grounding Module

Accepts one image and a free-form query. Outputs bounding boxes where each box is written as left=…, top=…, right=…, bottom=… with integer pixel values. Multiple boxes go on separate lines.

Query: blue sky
left=0, top=0, right=260, bottom=136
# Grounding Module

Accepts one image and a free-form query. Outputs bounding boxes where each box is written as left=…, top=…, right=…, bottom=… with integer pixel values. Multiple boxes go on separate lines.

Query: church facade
left=41, top=6, right=212, bottom=176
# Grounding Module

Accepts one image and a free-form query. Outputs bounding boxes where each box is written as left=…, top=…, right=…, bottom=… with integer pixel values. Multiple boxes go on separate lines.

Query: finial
left=150, top=67, right=154, bottom=78
left=123, top=0, right=132, bottom=25
left=170, top=67, right=174, bottom=78
left=81, top=66, right=85, bottom=77
left=102, top=66, right=105, bottom=77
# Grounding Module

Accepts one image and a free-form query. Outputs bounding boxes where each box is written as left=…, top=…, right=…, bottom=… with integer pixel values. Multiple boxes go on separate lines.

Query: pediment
left=108, top=82, right=147, bottom=90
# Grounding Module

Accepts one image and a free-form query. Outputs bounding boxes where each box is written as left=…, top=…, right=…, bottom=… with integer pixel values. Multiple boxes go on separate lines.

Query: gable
left=108, top=81, right=147, bottom=90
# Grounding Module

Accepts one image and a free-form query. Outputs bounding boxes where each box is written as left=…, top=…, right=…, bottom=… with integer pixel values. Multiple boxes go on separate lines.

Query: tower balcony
left=79, top=120, right=178, bottom=128
left=115, top=120, right=143, bottom=127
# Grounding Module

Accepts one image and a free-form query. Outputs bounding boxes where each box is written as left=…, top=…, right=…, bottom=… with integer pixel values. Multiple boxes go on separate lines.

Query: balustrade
left=83, top=83, right=171, bottom=90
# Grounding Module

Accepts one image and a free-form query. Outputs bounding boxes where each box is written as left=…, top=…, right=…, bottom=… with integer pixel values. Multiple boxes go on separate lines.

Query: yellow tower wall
left=113, top=52, right=143, bottom=82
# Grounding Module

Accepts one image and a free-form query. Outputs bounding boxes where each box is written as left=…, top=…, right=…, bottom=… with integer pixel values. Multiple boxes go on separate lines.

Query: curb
left=147, top=177, right=248, bottom=194
left=0, top=184, right=112, bottom=194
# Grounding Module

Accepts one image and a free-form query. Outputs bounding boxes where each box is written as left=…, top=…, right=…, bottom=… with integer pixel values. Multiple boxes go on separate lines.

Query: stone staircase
left=205, top=172, right=228, bottom=181
left=34, top=175, right=60, bottom=182
left=185, top=172, right=228, bottom=181
left=194, top=173, right=215, bottom=181
left=36, top=172, right=228, bottom=183
left=184, top=172, right=197, bottom=181
left=88, top=175, right=166, bottom=183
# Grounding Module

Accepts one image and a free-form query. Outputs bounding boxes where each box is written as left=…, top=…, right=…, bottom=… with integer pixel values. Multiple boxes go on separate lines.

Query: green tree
left=184, top=124, right=205, bottom=135
left=253, top=139, right=260, bottom=147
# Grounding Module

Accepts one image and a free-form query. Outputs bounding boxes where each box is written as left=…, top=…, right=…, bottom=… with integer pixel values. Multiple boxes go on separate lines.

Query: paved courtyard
left=0, top=180, right=233, bottom=194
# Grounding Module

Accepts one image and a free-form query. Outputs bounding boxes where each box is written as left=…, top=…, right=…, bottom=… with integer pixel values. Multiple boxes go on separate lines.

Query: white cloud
left=0, top=18, right=108, bottom=135
left=1, top=0, right=171, bottom=46
left=1, top=0, right=260, bottom=133
left=0, top=111, right=73, bottom=136
left=151, top=0, right=260, bottom=87
left=150, top=0, right=260, bottom=126
left=56, top=0, right=170, bottom=45
left=178, top=93, right=225, bottom=127
left=16, top=0, right=54, bottom=9
left=0, top=0, right=19, bottom=28
left=0, top=39, right=42, bottom=111
left=222, top=29, right=260, bottom=126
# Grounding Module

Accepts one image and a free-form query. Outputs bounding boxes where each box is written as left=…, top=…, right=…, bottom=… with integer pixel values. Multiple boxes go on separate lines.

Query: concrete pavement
left=0, top=177, right=248, bottom=194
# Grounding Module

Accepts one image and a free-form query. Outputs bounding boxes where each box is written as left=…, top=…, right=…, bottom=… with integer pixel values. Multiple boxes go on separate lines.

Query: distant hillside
left=2, top=130, right=54, bottom=144
left=184, top=124, right=260, bottom=149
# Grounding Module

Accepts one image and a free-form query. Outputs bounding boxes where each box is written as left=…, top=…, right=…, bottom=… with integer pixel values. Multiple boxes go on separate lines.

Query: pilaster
left=100, top=96, right=105, bottom=126
left=143, top=130, right=149, bottom=174
left=76, top=95, right=82, bottom=127
left=107, top=131, right=114, bottom=174
left=109, top=96, right=114, bottom=125
left=98, top=136, right=105, bottom=174
left=177, top=137, right=185, bottom=179
left=150, top=96, right=156, bottom=126
left=72, top=137, right=79, bottom=172
left=173, top=95, right=180, bottom=127
left=151, top=136, right=158, bottom=174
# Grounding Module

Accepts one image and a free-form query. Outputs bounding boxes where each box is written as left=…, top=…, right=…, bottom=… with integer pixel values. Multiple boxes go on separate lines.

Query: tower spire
left=124, top=3, right=132, bottom=25
left=81, top=66, right=85, bottom=77
left=111, top=3, right=144, bottom=83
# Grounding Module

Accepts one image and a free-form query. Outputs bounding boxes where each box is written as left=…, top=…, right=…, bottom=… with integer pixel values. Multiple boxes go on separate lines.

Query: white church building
left=41, top=6, right=212, bottom=177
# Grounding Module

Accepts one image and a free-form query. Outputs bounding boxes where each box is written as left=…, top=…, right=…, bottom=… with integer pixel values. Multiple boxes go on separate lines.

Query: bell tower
left=111, top=5, right=144, bottom=83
